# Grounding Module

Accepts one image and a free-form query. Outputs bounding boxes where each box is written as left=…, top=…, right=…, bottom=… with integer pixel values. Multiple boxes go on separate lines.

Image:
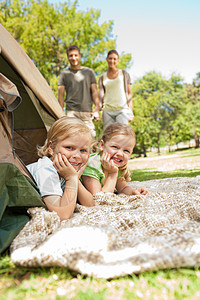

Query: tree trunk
left=194, top=133, right=200, bottom=148
left=143, top=146, right=147, bottom=157
left=157, top=133, right=160, bottom=155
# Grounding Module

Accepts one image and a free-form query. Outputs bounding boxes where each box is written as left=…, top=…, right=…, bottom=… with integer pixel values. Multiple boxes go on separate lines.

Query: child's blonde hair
left=99, top=123, right=136, bottom=181
left=38, top=116, right=93, bottom=158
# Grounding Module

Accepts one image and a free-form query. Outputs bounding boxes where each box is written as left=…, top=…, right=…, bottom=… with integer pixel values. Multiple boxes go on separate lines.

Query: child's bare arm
left=116, top=178, right=148, bottom=195
left=82, top=172, right=118, bottom=194
left=43, top=176, right=78, bottom=220
left=82, top=175, right=102, bottom=195
left=100, top=152, right=119, bottom=192
left=77, top=181, right=95, bottom=206
left=102, top=171, right=118, bottom=193
left=73, top=155, right=95, bottom=207
left=43, top=154, right=78, bottom=220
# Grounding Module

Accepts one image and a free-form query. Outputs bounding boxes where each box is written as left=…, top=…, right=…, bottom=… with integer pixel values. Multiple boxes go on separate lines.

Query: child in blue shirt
left=27, top=117, right=95, bottom=220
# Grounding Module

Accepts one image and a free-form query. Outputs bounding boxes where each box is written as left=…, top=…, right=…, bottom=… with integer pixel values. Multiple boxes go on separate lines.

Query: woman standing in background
left=98, top=50, right=134, bottom=128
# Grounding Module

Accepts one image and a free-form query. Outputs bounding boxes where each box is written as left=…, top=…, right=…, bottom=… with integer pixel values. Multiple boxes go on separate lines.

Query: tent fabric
left=0, top=72, right=21, bottom=111
left=0, top=74, right=46, bottom=254
left=0, top=163, right=46, bottom=254
left=0, top=24, right=65, bottom=165
left=0, top=73, right=32, bottom=178
left=0, top=25, right=65, bottom=253
left=0, top=24, right=64, bottom=119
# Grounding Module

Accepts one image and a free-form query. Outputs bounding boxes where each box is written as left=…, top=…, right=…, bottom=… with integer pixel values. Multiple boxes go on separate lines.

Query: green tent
left=0, top=25, right=65, bottom=253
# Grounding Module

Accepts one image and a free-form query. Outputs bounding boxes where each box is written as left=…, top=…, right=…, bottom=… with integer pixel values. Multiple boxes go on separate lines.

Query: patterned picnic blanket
left=10, top=176, right=200, bottom=279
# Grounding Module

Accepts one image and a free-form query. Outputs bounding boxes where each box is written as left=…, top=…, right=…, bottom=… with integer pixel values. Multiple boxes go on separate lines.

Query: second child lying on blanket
left=82, top=123, right=148, bottom=196
left=27, top=117, right=95, bottom=221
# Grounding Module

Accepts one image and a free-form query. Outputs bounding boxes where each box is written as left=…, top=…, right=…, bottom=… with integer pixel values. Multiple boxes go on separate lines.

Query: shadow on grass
left=131, top=168, right=200, bottom=182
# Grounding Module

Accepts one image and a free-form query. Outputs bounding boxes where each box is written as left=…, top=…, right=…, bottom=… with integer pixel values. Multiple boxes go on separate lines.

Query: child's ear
left=48, top=141, right=53, bottom=150
left=48, top=141, right=54, bottom=156
left=99, top=140, right=104, bottom=151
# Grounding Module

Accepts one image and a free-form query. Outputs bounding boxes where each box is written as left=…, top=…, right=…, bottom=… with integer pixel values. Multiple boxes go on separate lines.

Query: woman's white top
left=102, top=69, right=128, bottom=111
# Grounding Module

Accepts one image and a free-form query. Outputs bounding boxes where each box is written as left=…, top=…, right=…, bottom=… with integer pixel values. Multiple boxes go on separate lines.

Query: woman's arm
left=127, top=83, right=133, bottom=110
left=127, top=84, right=134, bottom=122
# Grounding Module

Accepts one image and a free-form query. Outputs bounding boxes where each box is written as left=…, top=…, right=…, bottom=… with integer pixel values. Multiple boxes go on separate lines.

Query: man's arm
left=58, top=85, right=65, bottom=110
left=98, top=75, right=104, bottom=110
left=91, top=83, right=100, bottom=121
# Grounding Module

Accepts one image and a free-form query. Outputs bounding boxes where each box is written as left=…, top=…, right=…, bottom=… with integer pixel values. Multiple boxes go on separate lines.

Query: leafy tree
left=1, top=0, right=132, bottom=94
left=1, top=0, right=133, bottom=140
left=184, top=73, right=200, bottom=148
left=132, top=72, right=188, bottom=155
left=161, top=74, right=188, bottom=148
left=132, top=72, right=166, bottom=155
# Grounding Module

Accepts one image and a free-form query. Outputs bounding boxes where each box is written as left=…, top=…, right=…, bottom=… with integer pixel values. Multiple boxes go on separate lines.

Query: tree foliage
left=0, top=0, right=132, bottom=94
left=184, top=73, right=200, bottom=147
left=132, top=72, right=189, bottom=155
left=1, top=0, right=199, bottom=152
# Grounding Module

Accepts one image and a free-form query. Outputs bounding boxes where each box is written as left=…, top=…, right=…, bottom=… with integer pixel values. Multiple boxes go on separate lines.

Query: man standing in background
left=58, top=45, right=100, bottom=138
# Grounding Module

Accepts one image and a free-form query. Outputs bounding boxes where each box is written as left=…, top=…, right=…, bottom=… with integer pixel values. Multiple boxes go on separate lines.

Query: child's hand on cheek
left=53, top=153, right=77, bottom=180
left=77, top=158, right=89, bottom=179
left=101, top=152, right=118, bottom=174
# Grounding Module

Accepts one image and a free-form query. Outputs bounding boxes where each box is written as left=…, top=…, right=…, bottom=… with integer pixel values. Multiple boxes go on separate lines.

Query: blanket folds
left=10, top=176, right=200, bottom=279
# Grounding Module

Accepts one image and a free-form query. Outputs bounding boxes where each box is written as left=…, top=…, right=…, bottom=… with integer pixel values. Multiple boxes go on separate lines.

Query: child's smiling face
left=99, top=134, right=134, bottom=168
left=49, top=133, right=90, bottom=172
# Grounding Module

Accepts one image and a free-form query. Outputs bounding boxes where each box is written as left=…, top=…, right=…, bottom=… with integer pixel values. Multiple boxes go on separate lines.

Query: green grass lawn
left=130, top=147, right=200, bottom=181
left=131, top=168, right=200, bottom=182
left=1, top=255, right=200, bottom=299
left=1, top=149, right=200, bottom=299
left=132, top=146, right=200, bottom=159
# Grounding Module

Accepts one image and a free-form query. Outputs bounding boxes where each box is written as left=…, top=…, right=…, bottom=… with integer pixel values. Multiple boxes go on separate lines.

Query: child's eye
left=124, top=150, right=130, bottom=153
left=112, top=145, right=118, bottom=149
left=66, top=146, right=73, bottom=150
left=80, top=149, right=88, bottom=153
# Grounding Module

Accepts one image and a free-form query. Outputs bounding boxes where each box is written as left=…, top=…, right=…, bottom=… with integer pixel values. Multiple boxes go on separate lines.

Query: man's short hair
left=66, top=45, right=81, bottom=56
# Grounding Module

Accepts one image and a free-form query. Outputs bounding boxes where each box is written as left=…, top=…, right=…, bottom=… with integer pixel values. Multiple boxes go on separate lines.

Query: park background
left=1, top=0, right=200, bottom=155
left=1, top=0, right=200, bottom=298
